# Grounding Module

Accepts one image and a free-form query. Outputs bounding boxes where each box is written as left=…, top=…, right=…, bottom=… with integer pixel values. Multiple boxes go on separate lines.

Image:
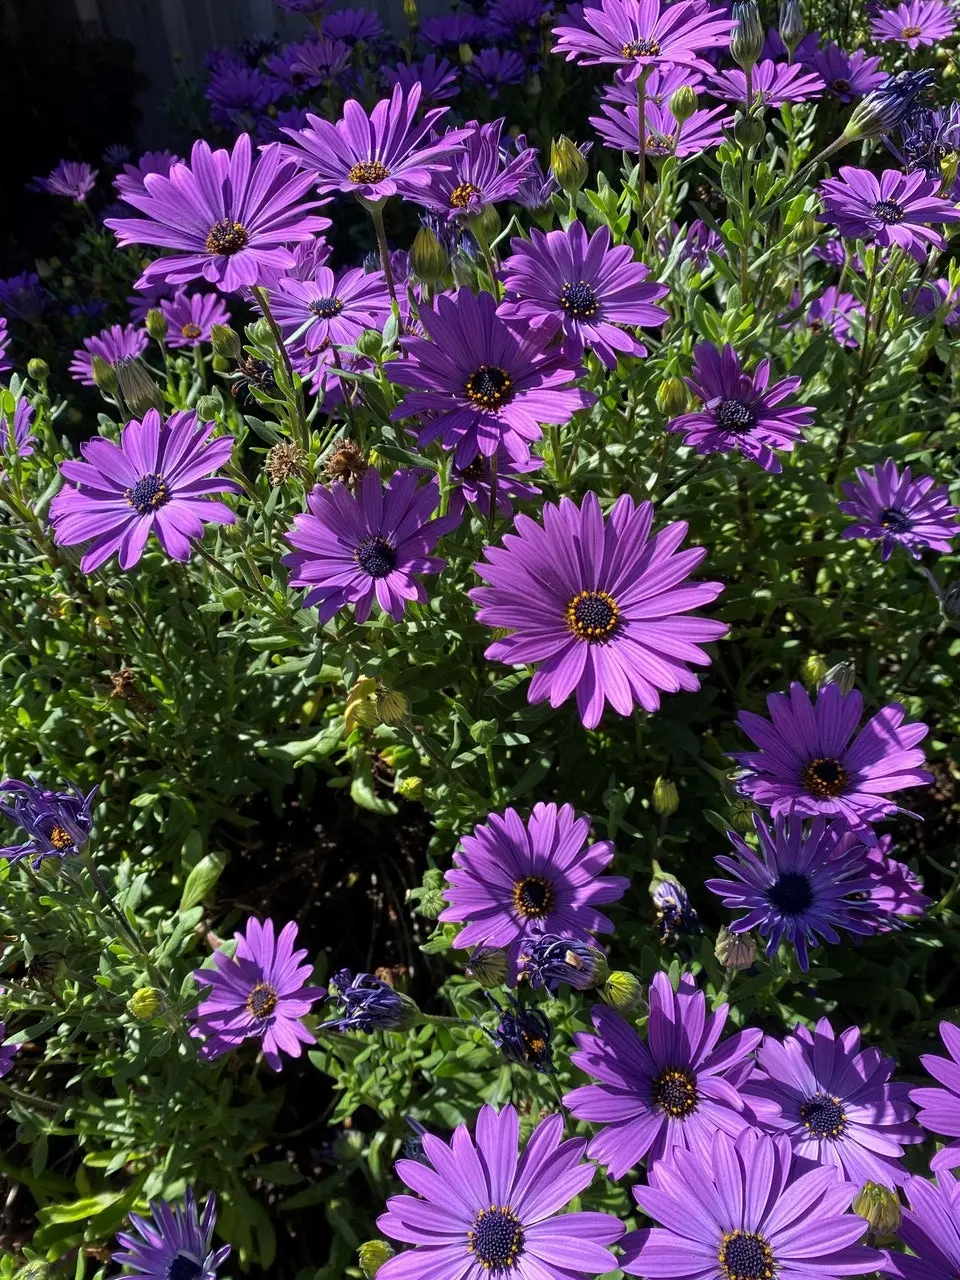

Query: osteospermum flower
left=871, top=0, right=956, bottom=46
left=36, top=159, right=98, bottom=201
left=707, top=59, right=825, bottom=107
left=68, top=323, right=149, bottom=387
left=50, top=409, right=238, bottom=572
left=413, top=118, right=539, bottom=221
left=471, top=491, right=727, bottom=729
left=1, top=398, right=36, bottom=462
left=0, top=270, right=46, bottom=320
left=105, top=133, right=331, bottom=294
left=280, top=84, right=468, bottom=203
left=743, top=1018, right=922, bottom=1186
left=909, top=1020, right=960, bottom=1172
left=552, top=0, right=737, bottom=79
left=668, top=343, right=814, bottom=473
left=113, top=151, right=181, bottom=201
left=290, top=38, right=352, bottom=86
left=886, top=1175, right=960, bottom=1280
left=265, top=267, right=392, bottom=383
left=733, top=681, right=932, bottom=839
left=853, top=834, right=931, bottom=929
left=205, top=65, right=283, bottom=129
left=440, top=801, right=629, bottom=983
left=620, top=1127, right=884, bottom=1280
left=114, top=1191, right=229, bottom=1280
left=449, top=442, right=542, bottom=520
left=320, top=970, right=418, bottom=1033
left=282, top=468, right=459, bottom=622
left=499, top=221, right=669, bottom=368
left=159, top=291, right=230, bottom=349
left=805, top=287, right=863, bottom=347
left=419, top=13, right=485, bottom=44
left=589, top=100, right=733, bottom=158
left=376, top=1104, right=624, bottom=1280
left=838, top=459, right=959, bottom=561
left=0, top=778, right=98, bottom=867
left=191, top=918, right=322, bottom=1070
left=564, top=972, right=762, bottom=1176
left=390, top=289, right=594, bottom=467
left=323, top=7, right=383, bottom=40
left=818, top=167, right=960, bottom=259
left=706, top=815, right=879, bottom=969
left=809, top=44, right=886, bottom=102
left=382, top=55, right=459, bottom=103
left=465, top=48, right=530, bottom=95
left=0, top=1025, right=17, bottom=1079
left=487, top=0, right=553, bottom=38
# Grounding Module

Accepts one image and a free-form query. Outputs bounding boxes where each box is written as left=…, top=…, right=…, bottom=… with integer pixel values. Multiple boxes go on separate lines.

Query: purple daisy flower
left=487, top=994, right=556, bottom=1072
left=732, top=681, right=932, bottom=840
left=520, top=935, right=609, bottom=994
left=282, top=468, right=459, bottom=622
left=761, top=27, right=821, bottom=60
left=499, top=221, right=669, bottom=368
left=886, top=1175, right=960, bottom=1280
left=114, top=1191, right=229, bottom=1280
left=564, top=972, right=762, bottom=1176
left=419, top=13, right=485, bottom=45
left=743, top=1018, right=921, bottom=1186
left=0, top=271, right=46, bottom=321
left=838, top=459, right=959, bottom=561
left=1, top=398, right=36, bottom=462
left=893, top=104, right=960, bottom=179
left=465, top=48, right=530, bottom=95
left=290, top=37, right=352, bottom=86
left=590, top=100, right=733, bottom=157
left=653, top=877, right=700, bottom=943
left=36, top=159, right=98, bottom=201
left=382, top=55, right=459, bottom=103
left=376, top=1104, right=624, bottom=1280
left=854, top=834, right=931, bottom=929
left=265, top=267, right=392, bottom=383
left=605, top=64, right=705, bottom=106
left=323, top=7, right=383, bottom=41
left=68, top=323, right=149, bottom=387
left=677, top=217, right=725, bottom=268
left=470, top=491, right=727, bottom=729
left=818, top=167, right=960, bottom=260
left=0, top=777, right=98, bottom=867
left=449, top=443, right=542, bottom=520
left=105, top=134, right=331, bottom=294
left=275, top=0, right=326, bottom=11
left=809, top=43, right=886, bottom=102
left=620, top=1127, right=884, bottom=1280
left=805, top=286, right=863, bottom=347
left=159, top=291, right=230, bottom=349
left=707, top=58, right=825, bottom=107
left=320, top=969, right=418, bottom=1033
left=390, top=288, right=594, bottom=467
left=909, top=1021, right=960, bottom=1172
left=552, top=0, right=737, bottom=79
left=253, top=235, right=332, bottom=293
left=440, top=801, right=629, bottom=984
left=668, top=343, right=814, bottom=473
left=487, top=0, right=554, bottom=38
left=50, top=409, right=238, bottom=573
left=706, top=815, right=880, bottom=969
left=0, top=1025, right=17, bottom=1079
left=191, top=917, right=322, bottom=1071
left=205, top=65, right=283, bottom=129
left=413, top=118, right=539, bottom=220
left=280, top=84, right=467, bottom=203
left=871, top=0, right=956, bottom=46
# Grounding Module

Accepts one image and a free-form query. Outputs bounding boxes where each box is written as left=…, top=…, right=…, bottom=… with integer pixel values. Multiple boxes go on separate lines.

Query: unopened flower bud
left=395, top=775, right=423, bottom=801
left=359, top=1241, right=395, bottom=1278
left=521, top=935, right=610, bottom=993
left=801, top=653, right=828, bottom=687
left=249, top=316, right=274, bottom=348
left=473, top=202, right=501, bottom=241
left=210, top=323, right=241, bottom=359
left=852, top=1182, right=902, bottom=1234
left=778, top=0, right=805, bottom=54
left=715, top=926, right=757, bottom=971
left=467, top=947, right=510, bottom=988
left=470, top=719, right=499, bottom=747
left=731, top=1, right=764, bottom=71
left=403, top=0, right=418, bottom=23
left=410, top=224, right=449, bottom=284
left=115, top=358, right=163, bottom=416
left=942, top=151, right=960, bottom=194
left=728, top=797, right=756, bottom=832
left=551, top=135, right=589, bottom=194
left=601, top=970, right=647, bottom=1017
left=734, top=114, right=766, bottom=148
left=821, top=659, right=855, bottom=695
left=345, top=676, right=379, bottom=733
left=91, top=354, right=118, bottom=392
left=127, top=986, right=162, bottom=1020
left=376, top=685, right=410, bottom=725
left=669, top=85, right=698, bottom=124
left=844, top=70, right=936, bottom=141
left=27, top=357, right=49, bottom=382
left=145, top=308, right=168, bottom=341
left=652, top=776, right=679, bottom=816
left=656, top=376, right=689, bottom=416
left=196, top=394, right=222, bottom=421
left=458, top=41, right=474, bottom=65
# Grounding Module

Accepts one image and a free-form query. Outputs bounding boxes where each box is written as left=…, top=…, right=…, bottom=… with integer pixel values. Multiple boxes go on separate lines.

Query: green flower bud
left=652, top=776, right=679, bottom=817
left=115, top=358, right=163, bottom=416
left=656, top=376, right=688, bottom=417
left=358, top=1241, right=395, bottom=1278
left=410, top=224, right=450, bottom=284
left=145, top=308, right=168, bottom=341
left=728, top=797, right=756, bottom=833
left=801, top=653, right=828, bottom=688
left=16, top=1263, right=51, bottom=1280
left=356, top=327, right=386, bottom=357
left=396, top=775, right=424, bottom=801
left=91, top=354, right=118, bottom=392
left=249, top=317, right=275, bottom=348
left=26, top=358, right=49, bottom=382
left=778, top=0, right=806, bottom=54
left=731, top=0, right=764, bottom=71
left=127, top=987, right=162, bottom=1020
left=734, top=114, right=766, bottom=149
left=600, top=970, right=647, bottom=1017
left=472, top=202, right=501, bottom=241
left=550, top=135, right=589, bottom=194
left=715, top=926, right=757, bottom=971
left=821, top=659, right=855, bottom=695
left=403, top=0, right=418, bottom=22
left=852, top=1182, right=902, bottom=1234
left=210, top=324, right=242, bottom=359
left=467, top=947, right=510, bottom=988
left=416, top=887, right=445, bottom=917
left=195, top=395, right=222, bottom=421
left=470, top=719, right=499, bottom=747
left=669, top=85, right=698, bottom=124
left=458, top=41, right=474, bottom=65
left=603, top=787, right=627, bottom=817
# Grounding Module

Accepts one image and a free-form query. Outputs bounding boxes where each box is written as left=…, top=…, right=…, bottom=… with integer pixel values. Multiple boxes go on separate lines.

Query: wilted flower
left=652, top=876, right=700, bottom=943
left=0, top=778, right=98, bottom=867
left=488, top=996, right=555, bottom=1072
left=520, top=935, right=610, bottom=993
left=320, top=970, right=420, bottom=1033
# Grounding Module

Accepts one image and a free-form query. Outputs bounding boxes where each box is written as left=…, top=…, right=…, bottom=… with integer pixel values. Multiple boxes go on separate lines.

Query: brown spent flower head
left=325, top=437, right=368, bottom=489
left=266, top=440, right=306, bottom=486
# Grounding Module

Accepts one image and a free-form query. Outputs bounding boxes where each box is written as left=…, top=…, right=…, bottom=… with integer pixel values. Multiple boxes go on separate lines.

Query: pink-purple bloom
left=205, top=65, right=283, bottom=129
left=449, top=443, right=542, bottom=520
left=289, top=37, right=352, bottom=86
left=68, top=323, right=149, bottom=387
left=818, top=167, right=960, bottom=259
left=470, top=491, right=727, bottom=729
left=323, top=7, right=383, bottom=40
left=564, top=972, right=762, bottom=1176
left=853, top=834, right=931, bottom=929
left=885, top=1175, right=960, bottom=1280
left=159, top=290, right=230, bottom=349
left=668, top=343, right=814, bottom=473
left=707, top=58, right=825, bottom=107
left=191, top=918, right=322, bottom=1071
left=909, top=1021, right=960, bottom=1173
left=552, top=0, right=738, bottom=79
left=838, top=459, right=959, bottom=561
left=590, top=100, right=733, bottom=157
left=282, top=468, right=459, bottom=622
left=809, top=44, right=886, bottom=102
left=113, top=1191, right=230, bottom=1280
left=805, top=287, right=863, bottom=347
left=419, top=13, right=485, bottom=44
left=35, top=159, right=98, bottom=201
left=499, top=221, right=669, bottom=367
left=113, top=150, right=182, bottom=201
left=487, top=0, right=554, bottom=38
left=605, top=63, right=705, bottom=106
left=105, top=133, right=331, bottom=294
left=732, top=681, right=933, bottom=841
left=50, top=409, right=238, bottom=573
left=0, top=1025, right=16, bottom=1079
left=465, top=49, right=530, bottom=95
left=440, top=801, right=628, bottom=984
left=413, top=118, right=539, bottom=220
left=382, top=55, right=459, bottom=103
left=0, top=398, right=36, bottom=462
left=376, top=1104, right=624, bottom=1280
left=870, top=0, right=956, bottom=46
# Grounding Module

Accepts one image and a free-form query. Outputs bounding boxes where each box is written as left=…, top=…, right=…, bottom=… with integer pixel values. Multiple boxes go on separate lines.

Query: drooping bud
left=551, top=135, right=589, bottom=194
left=731, top=0, right=764, bottom=71
left=821, top=658, right=856, bottom=695
left=359, top=1242, right=395, bottom=1278
left=210, top=323, right=242, bottom=359
left=715, top=926, right=757, bottom=971
left=115, top=358, right=163, bottom=416
left=852, top=1182, right=902, bottom=1234
left=488, top=996, right=554, bottom=1073
left=91, top=354, right=118, bottom=392
left=467, top=947, right=510, bottom=988
left=145, top=308, right=168, bottom=341
left=600, top=970, right=647, bottom=1017
left=652, top=776, right=679, bottom=816
left=410, top=223, right=450, bottom=284
left=778, top=0, right=806, bottom=55
left=127, top=987, right=162, bottom=1020
left=656, top=376, right=689, bottom=416
left=27, top=357, right=49, bottom=383
left=844, top=69, right=936, bottom=141
left=801, top=653, right=828, bottom=688
left=669, top=85, right=698, bottom=124
left=520, top=935, right=610, bottom=994
left=651, top=876, right=700, bottom=943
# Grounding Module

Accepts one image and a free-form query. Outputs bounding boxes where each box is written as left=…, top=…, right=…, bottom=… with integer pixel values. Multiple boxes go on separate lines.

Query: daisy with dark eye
left=871, top=0, right=956, bottom=47
left=808, top=44, right=886, bottom=103
left=159, top=291, right=230, bottom=349
left=838, top=459, right=959, bottom=561
left=706, top=58, right=825, bottom=107
left=412, top=118, right=539, bottom=221
left=69, top=323, right=149, bottom=387
left=440, top=801, right=629, bottom=984
left=818, top=167, right=960, bottom=259
left=114, top=1191, right=230, bottom=1280
left=667, top=343, right=815, bottom=473
left=590, top=99, right=733, bottom=158
left=552, top=0, right=737, bottom=80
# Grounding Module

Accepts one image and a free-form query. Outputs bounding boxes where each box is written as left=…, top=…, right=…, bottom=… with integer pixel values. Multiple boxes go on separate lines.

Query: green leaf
left=179, top=849, right=229, bottom=911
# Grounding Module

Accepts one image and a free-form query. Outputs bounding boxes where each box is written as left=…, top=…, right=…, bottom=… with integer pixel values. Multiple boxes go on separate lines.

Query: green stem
left=418, top=1013, right=471, bottom=1029
left=636, top=70, right=649, bottom=221
left=369, top=200, right=398, bottom=306
left=0, top=1079, right=59, bottom=1112
left=473, top=221, right=501, bottom=301
left=252, top=285, right=309, bottom=451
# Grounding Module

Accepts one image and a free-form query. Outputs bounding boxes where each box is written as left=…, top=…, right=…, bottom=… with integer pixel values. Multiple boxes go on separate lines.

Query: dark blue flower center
left=652, top=1066, right=698, bottom=1117
left=310, top=296, right=344, bottom=319
left=126, top=472, right=170, bottom=515
left=355, top=536, right=397, bottom=579
left=245, top=982, right=278, bottom=1020
left=513, top=875, right=555, bottom=919
left=767, top=871, right=814, bottom=915
left=560, top=280, right=600, bottom=318
left=872, top=199, right=905, bottom=224
left=832, top=77, right=851, bottom=93
left=621, top=37, right=662, bottom=56
left=469, top=1205, right=525, bottom=1269
left=880, top=505, right=913, bottom=533
left=800, top=756, right=848, bottom=798
left=566, top=589, right=620, bottom=643
left=204, top=218, right=249, bottom=255
left=168, top=1256, right=203, bottom=1280
left=720, top=1230, right=775, bottom=1280
left=800, top=1091, right=847, bottom=1139
left=465, top=364, right=513, bottom=409
left=715, top=398, right=757, bottom=432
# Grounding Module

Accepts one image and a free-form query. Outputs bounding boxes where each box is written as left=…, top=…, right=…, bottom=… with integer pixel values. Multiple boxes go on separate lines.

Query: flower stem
left=368, top=200, right=398, bottom=306
left=252, top=285, right=309, bottom=451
